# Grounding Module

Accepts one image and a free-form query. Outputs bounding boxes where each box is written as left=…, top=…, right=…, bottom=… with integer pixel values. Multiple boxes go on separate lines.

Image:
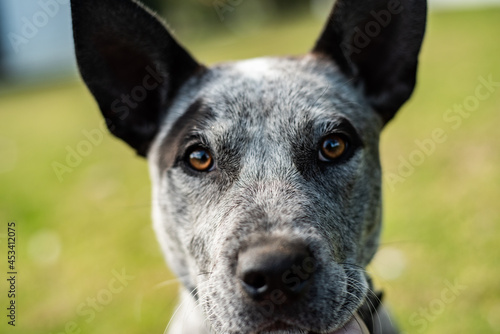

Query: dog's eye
left=319, top=135, right=347, bottom=161
left=186, top=147, right=214, bottom=172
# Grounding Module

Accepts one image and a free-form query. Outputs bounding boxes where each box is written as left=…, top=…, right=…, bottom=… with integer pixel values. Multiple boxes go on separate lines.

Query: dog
left=70, top=0, right=426, bottom=333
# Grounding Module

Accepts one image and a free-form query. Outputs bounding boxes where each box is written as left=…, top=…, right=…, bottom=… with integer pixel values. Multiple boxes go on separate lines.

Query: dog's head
left=71, top=0, right=426, bottom=332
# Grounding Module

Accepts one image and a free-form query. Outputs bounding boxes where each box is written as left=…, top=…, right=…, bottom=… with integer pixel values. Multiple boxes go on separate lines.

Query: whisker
left=164, top=286, right=197, bottom=334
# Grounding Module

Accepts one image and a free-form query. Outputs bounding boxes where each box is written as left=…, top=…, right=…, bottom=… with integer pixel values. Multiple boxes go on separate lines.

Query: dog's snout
left=237, top=239, right=314, bottom=304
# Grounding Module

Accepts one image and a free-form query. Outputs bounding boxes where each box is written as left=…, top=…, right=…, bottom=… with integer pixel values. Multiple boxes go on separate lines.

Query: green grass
left=1, top=8, right=499, bottom=334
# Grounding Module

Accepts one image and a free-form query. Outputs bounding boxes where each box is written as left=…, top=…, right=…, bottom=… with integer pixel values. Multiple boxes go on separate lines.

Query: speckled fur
left=148, top=56, right=384, bottom=333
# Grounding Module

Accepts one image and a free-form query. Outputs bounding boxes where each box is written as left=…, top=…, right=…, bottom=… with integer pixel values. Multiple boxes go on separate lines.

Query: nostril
left=243, top=271, right=267, bottom=290
left=241, top=271, right=268, bottom=296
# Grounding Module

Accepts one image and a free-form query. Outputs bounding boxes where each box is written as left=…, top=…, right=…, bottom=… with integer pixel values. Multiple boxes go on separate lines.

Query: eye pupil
left=320, top=135, right=347, bottom=161
left=188, top=148, right=213, bottom=171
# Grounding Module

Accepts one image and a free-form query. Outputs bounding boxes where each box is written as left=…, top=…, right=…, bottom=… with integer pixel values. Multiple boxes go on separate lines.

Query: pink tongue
left=329, top=314, right=369, bottom=334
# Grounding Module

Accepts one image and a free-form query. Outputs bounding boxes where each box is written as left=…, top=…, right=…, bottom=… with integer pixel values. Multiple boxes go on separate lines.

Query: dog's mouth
left=257, top=313, right=369, bottom=334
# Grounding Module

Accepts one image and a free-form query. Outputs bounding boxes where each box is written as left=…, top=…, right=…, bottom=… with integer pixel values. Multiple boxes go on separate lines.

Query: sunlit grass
left=0, top=7, right=499, bottom=334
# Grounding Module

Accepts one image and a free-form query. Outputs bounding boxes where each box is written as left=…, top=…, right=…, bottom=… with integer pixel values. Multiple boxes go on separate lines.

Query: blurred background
left=0, top=0, right=499, bottom=333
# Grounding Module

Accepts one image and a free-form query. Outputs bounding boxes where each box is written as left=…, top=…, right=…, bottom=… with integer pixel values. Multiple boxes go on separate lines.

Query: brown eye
left=187, top=147, right=214, bottom=172
left=319, top=135, right=347, bottom=161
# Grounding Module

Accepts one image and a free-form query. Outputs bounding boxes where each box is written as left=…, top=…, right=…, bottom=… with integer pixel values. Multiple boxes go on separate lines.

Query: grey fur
left=148, top=56, right=383, bottom=333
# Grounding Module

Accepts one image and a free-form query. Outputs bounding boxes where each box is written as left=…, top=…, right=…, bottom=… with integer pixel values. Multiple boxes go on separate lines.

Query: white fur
left=234, top=57, right=278, bottom=80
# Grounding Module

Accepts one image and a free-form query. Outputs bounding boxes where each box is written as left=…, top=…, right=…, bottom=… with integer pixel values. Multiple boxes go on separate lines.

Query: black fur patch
left=158, top=99, right=215, bottom=170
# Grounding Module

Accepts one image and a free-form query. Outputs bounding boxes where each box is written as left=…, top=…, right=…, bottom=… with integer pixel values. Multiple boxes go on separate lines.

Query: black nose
left=237, top=239, right=315, bottom=304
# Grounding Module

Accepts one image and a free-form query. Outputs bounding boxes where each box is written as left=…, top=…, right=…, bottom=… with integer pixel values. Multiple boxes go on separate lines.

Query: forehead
left=152, top=55, right=381, bottom=164
left=203, top=56, right=362, bottom=124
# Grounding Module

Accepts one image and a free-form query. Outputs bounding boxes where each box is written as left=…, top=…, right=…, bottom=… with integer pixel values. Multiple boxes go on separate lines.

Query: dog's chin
left=256, top=313, right=368, bottom=334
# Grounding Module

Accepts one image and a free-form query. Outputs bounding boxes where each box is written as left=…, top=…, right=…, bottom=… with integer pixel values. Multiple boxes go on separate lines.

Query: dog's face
left=149, top=57, right=383, bottom=332
left=71, top=0, right=426, bottom=333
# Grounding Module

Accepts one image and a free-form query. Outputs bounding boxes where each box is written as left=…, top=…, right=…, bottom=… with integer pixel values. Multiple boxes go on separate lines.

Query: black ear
left=313, top=0, right=427, bottom=124
left=71, top=0, right=203, bottom=156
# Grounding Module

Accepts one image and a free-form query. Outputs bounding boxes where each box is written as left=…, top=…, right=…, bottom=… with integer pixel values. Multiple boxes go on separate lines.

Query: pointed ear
left=71, top=0, right=203, bottom=156
left=313, top=0, right=427, bottom=124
